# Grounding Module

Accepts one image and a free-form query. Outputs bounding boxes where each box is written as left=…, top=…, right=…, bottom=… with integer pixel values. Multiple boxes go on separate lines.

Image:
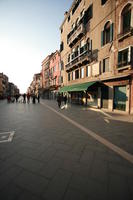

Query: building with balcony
left=60, top=0, right=133, bottom=113
left=49, top=50, right=62, bottom=99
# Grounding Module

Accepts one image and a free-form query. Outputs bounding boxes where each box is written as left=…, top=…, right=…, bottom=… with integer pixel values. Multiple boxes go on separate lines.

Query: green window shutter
left=110, top=23, right=114, bottom=42
left=101, top=31, right=104, bottom=46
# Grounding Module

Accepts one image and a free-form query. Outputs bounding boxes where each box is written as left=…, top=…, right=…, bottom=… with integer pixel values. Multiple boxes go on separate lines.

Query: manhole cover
left=0, top=131, right=15, bottom=143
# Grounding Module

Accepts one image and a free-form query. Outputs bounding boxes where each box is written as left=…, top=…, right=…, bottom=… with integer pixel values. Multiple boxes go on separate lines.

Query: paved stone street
left=0, top=99, right=133, bottom=200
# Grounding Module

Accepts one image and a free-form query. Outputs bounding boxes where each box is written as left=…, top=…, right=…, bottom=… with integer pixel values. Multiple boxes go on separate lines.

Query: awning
left=59, top=81, right=96, bottom=92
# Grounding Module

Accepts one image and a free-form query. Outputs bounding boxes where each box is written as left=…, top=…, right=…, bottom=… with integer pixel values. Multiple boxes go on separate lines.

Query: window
left=83, top=4, right=93, bottom=25
left=61, top=28, right=63, bottom=34
left=80, top=9, right=84, bottom=18
left=61, top=76, right=63, bottom=83
left=86, top=66, right=91, bottom=77
left=101, top=22, right=113, bottom=46
left=121, top=4, right=131, bottom=33
left=101, top=0, right=108, bottom=5
left=61, top=61, right=64, bottom=70
left=68, top=73, right=71, bottom=81
left=101, top=58, right=109, bottom=73
left=72, top=71, right=75, bottom=80
left=75, top=69, right=79, bottom=79
left=68, top=15, right=70, bottom=22
left=72, top=0, right=82, bottom=15
left=118, top=47, right=132, bottom=68
left=60, top=42, right=64, bottom=52
left=80, top=68, right=84, bottom=78
left=68, top=54, right=71, bottom=63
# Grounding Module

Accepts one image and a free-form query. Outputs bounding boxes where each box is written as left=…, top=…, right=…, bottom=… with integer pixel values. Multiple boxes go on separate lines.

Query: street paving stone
left=0, top=99, right=133, bottom=200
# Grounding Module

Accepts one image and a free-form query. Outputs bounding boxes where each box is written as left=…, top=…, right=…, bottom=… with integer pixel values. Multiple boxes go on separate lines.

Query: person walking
left=27, top=93, right=30, bottom=103
left=63, top=95, right=67, bottom=105
left=57, top=94, right=62, bottom=108
left=23, top=93, right=26, bottom=103
left=37, top=93, right=40, bottom=103
left=32, top=93, right=36, bottom=104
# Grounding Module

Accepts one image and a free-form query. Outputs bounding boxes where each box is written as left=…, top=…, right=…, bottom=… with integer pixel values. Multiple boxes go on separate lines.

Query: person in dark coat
left=37, top=94, right=40, bottom=103
left=57, top=94, right=62, bottom=108
left=23, top=93, right=26, bottom=103
left=32, top=94, right=36, bottom=104
left=63, top=95, right=67, bottom=105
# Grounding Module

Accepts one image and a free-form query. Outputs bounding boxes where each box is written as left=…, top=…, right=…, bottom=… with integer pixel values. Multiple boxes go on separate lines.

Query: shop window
left=101, top=21, right=113, bottom=46
left=121, top=4, right=131, bottom=34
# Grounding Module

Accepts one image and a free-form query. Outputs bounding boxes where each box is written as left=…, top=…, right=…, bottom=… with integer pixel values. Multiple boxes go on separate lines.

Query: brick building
left=60, top=0, right=133, bottom=113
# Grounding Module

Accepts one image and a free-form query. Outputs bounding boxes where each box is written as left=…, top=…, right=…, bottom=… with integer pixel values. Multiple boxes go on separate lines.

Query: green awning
left=59, top=81, right=96, bottom=92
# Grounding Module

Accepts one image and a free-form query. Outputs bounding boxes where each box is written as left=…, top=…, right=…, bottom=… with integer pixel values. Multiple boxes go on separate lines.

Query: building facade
left=0, top=73, right=8, bottom=99
left=60, top=0, right=133, bottom=113
left=49, top=51, right=62, bottom=99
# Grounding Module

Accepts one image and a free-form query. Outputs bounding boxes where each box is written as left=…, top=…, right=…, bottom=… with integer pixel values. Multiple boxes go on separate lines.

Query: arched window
left=104, top=22, right=110, bottom=44
left=101, top=21, right=113, bottom=46
left=121, top=4, right=131, bottom=33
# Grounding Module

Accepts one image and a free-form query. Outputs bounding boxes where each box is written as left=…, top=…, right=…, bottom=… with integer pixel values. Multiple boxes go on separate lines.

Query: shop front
left=60, top=81, right=99, bottom=107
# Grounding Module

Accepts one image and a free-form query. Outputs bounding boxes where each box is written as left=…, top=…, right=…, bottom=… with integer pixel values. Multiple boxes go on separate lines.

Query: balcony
left=117, top=26, right=133, bottom=41
left=66, top=46, right=98, bottom=72
left=117, top=61, right=131, bottom=70
left=67, top=21, right=85, bottom=47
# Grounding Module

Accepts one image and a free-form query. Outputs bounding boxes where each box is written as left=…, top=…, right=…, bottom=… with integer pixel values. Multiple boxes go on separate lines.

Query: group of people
left=22, top=93, right=40, bottom=104
left=57, top=94, right=67, bottom=109
left=7, top=93, right=40, bottom=104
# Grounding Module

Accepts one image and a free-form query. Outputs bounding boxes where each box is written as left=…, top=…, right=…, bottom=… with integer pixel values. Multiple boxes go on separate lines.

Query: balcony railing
left=117, top=26, right=133, bottom=40
left=117, top=60, right=131, bottom=69
left=67, top=19, right=85, bottom=47
left=66, top=46, right=98, bottom=71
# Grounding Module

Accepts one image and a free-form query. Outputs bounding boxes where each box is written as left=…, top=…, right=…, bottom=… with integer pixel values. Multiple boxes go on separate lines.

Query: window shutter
left=101, top=60, right=103, bottom=73
left=110, top=23, right=114, bottom=42
left=101, top=31, right=104, bottom=46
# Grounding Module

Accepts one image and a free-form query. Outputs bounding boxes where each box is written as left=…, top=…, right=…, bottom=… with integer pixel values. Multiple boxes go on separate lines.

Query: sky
left=0, top=0, right=73, bottom=93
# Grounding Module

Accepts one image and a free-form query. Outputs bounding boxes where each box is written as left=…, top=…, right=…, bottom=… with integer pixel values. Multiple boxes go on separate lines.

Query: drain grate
left=0, top=131, right=15, bottom=143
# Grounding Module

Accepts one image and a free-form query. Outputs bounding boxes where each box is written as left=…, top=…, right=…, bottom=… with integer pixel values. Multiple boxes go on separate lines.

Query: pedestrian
left=57, top=94, right=61, bottom=108
left=37, top=94, right=40, bottom=103
left=27, top=93, right=30, bottom=103
left=23, top=93, right=26, bottom=103
left=63, top=95, right=67, bottom=105
left=32, top=93, right=36, bottom=104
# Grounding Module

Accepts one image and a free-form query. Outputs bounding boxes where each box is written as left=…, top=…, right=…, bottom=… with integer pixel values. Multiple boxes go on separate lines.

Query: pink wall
left=49, top=51, right=61, bottom=86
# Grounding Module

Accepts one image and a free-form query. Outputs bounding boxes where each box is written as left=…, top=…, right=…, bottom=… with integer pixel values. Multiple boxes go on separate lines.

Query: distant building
left=0, top=73, right=8, bottom=99
left=8, top=82, right=19, bottom=97
left=49, top=50, right=62, bottom=99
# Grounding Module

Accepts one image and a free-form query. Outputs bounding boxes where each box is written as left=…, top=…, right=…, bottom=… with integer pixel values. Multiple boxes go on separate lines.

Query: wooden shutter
left=101, top=31, right=104, bottom=46
left=110, top=23, right=114, bottom=42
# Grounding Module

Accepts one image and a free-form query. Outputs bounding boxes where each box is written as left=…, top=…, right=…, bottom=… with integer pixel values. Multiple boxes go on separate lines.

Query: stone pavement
left=0, top=99, right=133, bottom=200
